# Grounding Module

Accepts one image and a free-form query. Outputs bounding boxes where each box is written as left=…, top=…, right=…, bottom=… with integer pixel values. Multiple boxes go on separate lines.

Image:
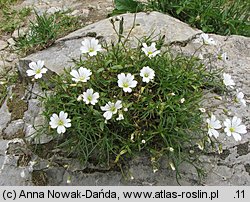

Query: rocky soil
left=0, top=2, right=249, bottom=186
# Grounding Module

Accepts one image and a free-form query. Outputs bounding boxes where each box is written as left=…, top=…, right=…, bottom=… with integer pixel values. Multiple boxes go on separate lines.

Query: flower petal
left=232, top=132, right=242, bottom=141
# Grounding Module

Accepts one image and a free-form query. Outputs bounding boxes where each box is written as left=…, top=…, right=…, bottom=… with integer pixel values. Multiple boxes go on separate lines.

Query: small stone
left=0, top=40, right=8, bottom=50
left=0, top=99, right=11, bottom=136
left=7, top=38, right=16, bottom=46
left=12, top=28, right=28, bottom=39
left=70, top=10, right=80, bottom=16
left=25, top=115, right=53, bottom=144
left=0, top=60, right=12, bottom=73
left=5, top=53, right=18, bottom=62
left=82, top=9, right=90, bottom=18
left=106, top=6, right=113, bottom=12
left=47, top=7, right=61, bottom=14
left=23, top=99, right=41, bottom=124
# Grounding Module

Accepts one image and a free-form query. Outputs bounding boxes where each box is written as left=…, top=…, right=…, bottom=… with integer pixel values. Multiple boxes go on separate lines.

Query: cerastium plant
left=26, top=16, right=247, bottom=182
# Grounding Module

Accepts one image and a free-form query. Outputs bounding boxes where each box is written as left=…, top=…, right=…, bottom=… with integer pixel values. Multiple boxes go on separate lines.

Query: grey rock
left=0, top=60, right=11, bottom=72
left=0, top=99, right=11, bottom=136
left=5, top=53, right=18, bottom=62
left=12, top=27, right=28, bottom=39
left=3, top=119, right=25, bottom=140
left=70, top=9, right=80, bottom=16
left=23, top=99, right=41, bottom=124
left=24, top=99, right=53, bottom=144
left=0, top=40, right=8, bottom=50
left=25, top=115, right=53, bottom=144
left=30, top=83, right=44, bottom=99
left=0, top=139, right=33, bottom=186
left=47, top=7, right=61, bottom=14
left=20, top=12, right=201, bottom=74
left=0, top=140, right=9, bottom=166
left=7, top=38, right=16, bottom=46
left=82, top=8, right=90, bottom=18
left=12, top=12, right=250, bottom=186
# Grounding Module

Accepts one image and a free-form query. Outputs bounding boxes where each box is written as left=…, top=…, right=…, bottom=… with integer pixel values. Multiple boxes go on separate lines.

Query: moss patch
left=32, top=170, right=48, bottom=186
left=244, top=164, right=250, bottom=175
left=31, top=140, right=57, bottom=159
left=219, top=149, right=230, bottom=160
left=7, top=82, right=28, bottom=120
left=237, top=142, right=249, bottom=156
left=17, top=153, right=32, bottom=167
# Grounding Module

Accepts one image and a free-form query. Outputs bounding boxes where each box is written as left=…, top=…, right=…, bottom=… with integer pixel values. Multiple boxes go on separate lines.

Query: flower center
left=36, top=69, right=41, bottom=74
left=79, top=76, right=86, bottom=81
left=208, top=124, right=212, bottom=129
left=123, top=82, right=129, bottom=88
left=89, top=48, right=94, bottom=52
left=148, top=51, right=153, bottom=55
left=87, top=95, right=92, bottom=101
left=229, top=127, right=235, bottom=132
left=144, top=73, right=149, bottom=78
left=58, top=120, right=64, bottom=126
left=110, top=106, right=117, bottom=113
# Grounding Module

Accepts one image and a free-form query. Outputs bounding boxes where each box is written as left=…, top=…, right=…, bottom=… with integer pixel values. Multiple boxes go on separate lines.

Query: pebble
left=0, top=40, right=8, bottom=51
left=12, top=28, right=28, bottom=39
left=47, top=7, right=61, bottom=14
left=106, top=6, right=113, bottom=12
left=70, top=9, right=80, bottom=16
left=7, top=38, right=16, bottom=46
left=5, top=53, right=18, bottom=63
left=82, top=9, right=90, bottom=18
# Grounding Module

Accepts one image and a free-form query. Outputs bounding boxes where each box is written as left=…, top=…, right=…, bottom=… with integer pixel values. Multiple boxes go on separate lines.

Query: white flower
left=123, top=107, right=128, bottom=112
left=70, top=67, right=92, bottom=83
left=168, top=147, right=174, bottom=152
left=101, top=100, right=122, bottom=120
left=26, top=60, right=47, bottom=79
left=224, top=116, right=247, bottom=141
left=198, top=53, right=204, bottom=60
left=77, top=95, right=83, bottom=101
left=117, top=73, right=137, bottom=93
left=66, top=176, right=71, bottom=184
left=236, top=91, right=246, bottom=107
left=142, top=42, right=161, bottom=58
left=169, top=162, right=176, bottom=171
left=141, top=140, right=146, bottom=144
left=199, top=108, right=206, bottom=113
left=116, top=113, right=124, bottom=121
left=180, top=98, right=185, bottom=103
left=140, top=66, right=155, bottom=83
left=223, top=73, right=235, bottom=88
left=80, top=38, right=102, bottom=56
left=206, top=114, right=222, bottom=138
left=197, top=141, right=204, bottom=150
left=198, top=33, right=217, bottom=45
left=81, top=89, right=100, bottom=105
left=218, top=52, right=228, bottom=61
left=49, top=111, right=71, bottom=134
left=20, top=170, right=26, bottom=178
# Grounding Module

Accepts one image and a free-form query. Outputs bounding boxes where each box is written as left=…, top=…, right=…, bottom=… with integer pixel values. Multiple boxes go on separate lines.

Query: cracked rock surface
left=1, top=12, right=249, bottom=185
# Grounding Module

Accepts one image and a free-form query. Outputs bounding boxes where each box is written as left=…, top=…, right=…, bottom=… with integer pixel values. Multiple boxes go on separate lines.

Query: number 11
left=236, top=190, right=244, bottom=199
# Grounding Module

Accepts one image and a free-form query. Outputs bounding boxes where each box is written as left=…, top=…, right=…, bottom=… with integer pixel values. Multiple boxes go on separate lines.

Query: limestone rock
left=3, top=119, right=25, bottom=140
left=47, top=7, right=61, bottom=14
left=19, top=12, right=201, bottom=74
left=7, top=38, right=16, bottom=46
left=0, top=40, right=8, bottom=50
left=0, top=139, right=33, bottom=186
left=14, top=11, right=250, bottom=186
left=0, top=99, right=11, bottom=136
left=12, top=27, right=28, bottom=39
